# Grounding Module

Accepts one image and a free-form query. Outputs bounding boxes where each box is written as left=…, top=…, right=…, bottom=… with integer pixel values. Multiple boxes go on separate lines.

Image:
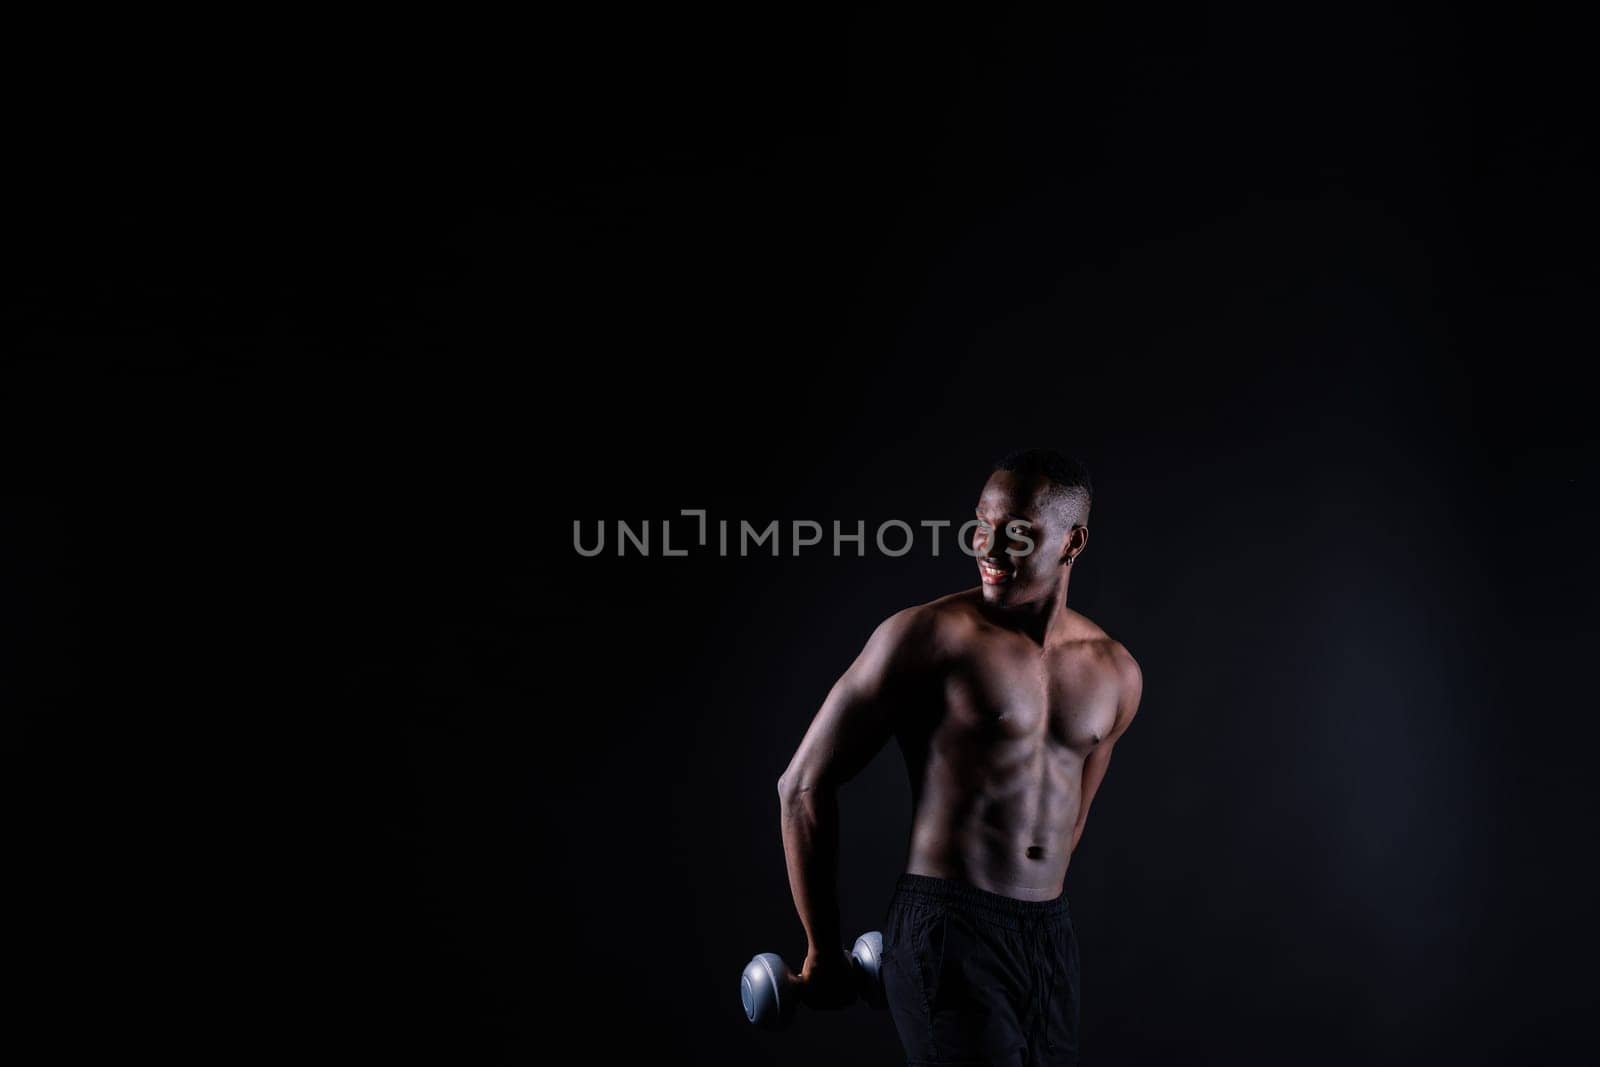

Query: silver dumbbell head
left=851, top=930, right=886, bottom=1008
left=740, top=952, right=796, bottom=1029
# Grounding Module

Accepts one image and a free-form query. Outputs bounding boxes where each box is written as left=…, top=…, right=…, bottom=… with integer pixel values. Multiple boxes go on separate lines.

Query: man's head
left=972, top=448, right=1092, bottom=606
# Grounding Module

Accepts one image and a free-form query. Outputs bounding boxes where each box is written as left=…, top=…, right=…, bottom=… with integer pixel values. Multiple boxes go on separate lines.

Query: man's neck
left=984, top=571, right=1074, bottom=647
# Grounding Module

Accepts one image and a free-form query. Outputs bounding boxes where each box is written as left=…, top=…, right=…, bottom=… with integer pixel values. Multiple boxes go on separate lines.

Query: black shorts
left=882, top=873, right=1080, bottom=1066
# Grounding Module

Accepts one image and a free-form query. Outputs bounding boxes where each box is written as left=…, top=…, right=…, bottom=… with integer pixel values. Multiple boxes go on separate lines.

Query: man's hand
left=794, top=945, right=856, bottom=1010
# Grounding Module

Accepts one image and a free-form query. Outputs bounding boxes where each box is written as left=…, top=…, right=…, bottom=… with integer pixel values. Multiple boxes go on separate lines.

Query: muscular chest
left=942, top=643, right=1118, bottom=752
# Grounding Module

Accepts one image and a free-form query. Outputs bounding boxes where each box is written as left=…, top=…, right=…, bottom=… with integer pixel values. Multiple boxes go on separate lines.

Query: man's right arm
left=776, top=605, right=931, bottom=1000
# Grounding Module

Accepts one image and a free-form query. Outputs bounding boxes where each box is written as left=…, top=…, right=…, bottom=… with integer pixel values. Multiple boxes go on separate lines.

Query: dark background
left=7, top=5, right=1596, bottom=1064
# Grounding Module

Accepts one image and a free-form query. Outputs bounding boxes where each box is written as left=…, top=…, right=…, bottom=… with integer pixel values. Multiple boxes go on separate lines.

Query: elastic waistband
left=891, top=872, right=1070, bottom=925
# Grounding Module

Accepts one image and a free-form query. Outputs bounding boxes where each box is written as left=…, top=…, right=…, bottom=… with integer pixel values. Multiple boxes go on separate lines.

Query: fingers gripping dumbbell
left=740, top=931, right=886, bottom=1029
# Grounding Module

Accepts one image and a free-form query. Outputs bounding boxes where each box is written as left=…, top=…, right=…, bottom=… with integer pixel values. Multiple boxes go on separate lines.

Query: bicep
left=1077, top=653, right=1142, bottom=813
left=779, top=611, right=924, bottom=792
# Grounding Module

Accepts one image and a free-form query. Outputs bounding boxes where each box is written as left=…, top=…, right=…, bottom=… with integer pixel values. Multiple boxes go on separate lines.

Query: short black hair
left=992, top=447, right=1092, bottom=523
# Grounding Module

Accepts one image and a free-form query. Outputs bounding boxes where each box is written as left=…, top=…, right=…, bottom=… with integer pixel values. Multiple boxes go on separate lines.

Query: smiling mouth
left=979, top=560, right=1012, bottom=584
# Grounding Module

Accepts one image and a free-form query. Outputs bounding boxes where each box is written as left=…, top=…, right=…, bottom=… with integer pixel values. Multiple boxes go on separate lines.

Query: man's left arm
left=1070, top=646, right=1143, bottom=854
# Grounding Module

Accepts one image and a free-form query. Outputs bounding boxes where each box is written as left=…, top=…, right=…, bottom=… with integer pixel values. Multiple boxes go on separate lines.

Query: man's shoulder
left=1057, top=610, right=1141, bottom=686
left=1075, top=612, right=1137, bottom=670
left=861, top=591, right=974, bottom=663
left=872, top=593, right=957, bottom=640
left=1103, top=637, right=1142, bottom=697
left=1079, top=625, right=1142, bottom=721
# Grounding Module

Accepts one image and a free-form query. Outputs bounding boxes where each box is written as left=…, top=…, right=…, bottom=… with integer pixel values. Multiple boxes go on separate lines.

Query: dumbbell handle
left=740, top=930, right=885, bottom=1029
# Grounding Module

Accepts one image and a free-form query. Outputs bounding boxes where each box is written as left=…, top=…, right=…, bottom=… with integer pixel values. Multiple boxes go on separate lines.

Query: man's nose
left=978, top=527, right=1004, bottom=558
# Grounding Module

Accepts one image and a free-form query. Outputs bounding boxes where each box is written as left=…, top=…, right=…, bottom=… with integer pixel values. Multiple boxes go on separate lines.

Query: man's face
left=972, top=471, right=1071, bottom=606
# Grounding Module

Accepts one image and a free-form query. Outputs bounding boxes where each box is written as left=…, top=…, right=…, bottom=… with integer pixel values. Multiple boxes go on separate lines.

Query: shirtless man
left=776, top=448, right=1142, bottom=1066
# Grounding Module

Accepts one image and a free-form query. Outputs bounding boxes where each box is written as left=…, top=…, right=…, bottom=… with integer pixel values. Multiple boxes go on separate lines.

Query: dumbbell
left=740, top=930, right=887, bottom=1029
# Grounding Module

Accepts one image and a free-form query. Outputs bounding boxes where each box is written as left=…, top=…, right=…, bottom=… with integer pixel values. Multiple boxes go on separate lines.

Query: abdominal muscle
left=901, top=740, right=1084, bottom=901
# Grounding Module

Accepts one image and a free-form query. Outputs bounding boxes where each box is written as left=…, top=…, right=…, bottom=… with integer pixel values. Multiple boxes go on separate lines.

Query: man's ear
left=1059, top=524, right=1088, bottom=565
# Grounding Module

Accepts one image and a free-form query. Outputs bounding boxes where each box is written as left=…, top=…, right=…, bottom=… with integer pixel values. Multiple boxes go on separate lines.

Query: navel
left=1026, top=845, right=1045, bottom=860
